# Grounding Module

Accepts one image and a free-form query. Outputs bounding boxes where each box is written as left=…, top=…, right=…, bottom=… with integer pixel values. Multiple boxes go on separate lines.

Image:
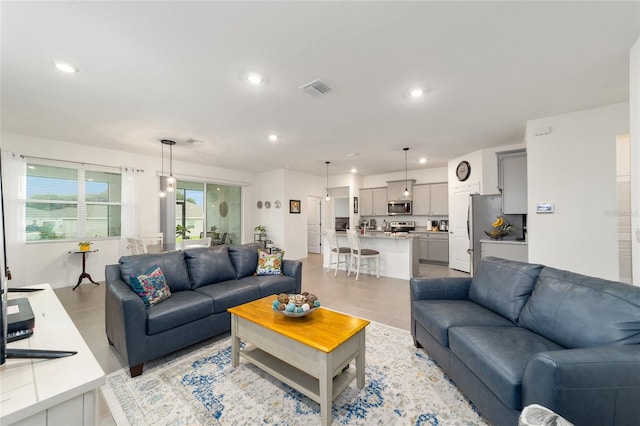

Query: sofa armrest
left=105, top=264, right=148, bottom=368
left=410, top=277, right=472, bottom=302
left=282, top=259, right=302, bottom=293
left=522, top=345, right=640, bottom=425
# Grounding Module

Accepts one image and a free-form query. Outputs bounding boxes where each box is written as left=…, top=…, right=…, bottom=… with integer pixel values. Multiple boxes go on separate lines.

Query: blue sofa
left=410, top=257, right=640, bottom=426
left=105, top=243, right=302, bottom=377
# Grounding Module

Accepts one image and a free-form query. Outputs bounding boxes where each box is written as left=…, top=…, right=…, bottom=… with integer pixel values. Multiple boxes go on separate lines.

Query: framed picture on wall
left=289, top=199, right=301, bottom=214
left=354, top=196, right=358, bottom=214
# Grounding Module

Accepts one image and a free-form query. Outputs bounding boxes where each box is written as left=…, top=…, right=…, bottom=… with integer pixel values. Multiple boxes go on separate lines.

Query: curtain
left=2, top=151, right=27, bottom=286
left=120, top=167, right=137, bottom=254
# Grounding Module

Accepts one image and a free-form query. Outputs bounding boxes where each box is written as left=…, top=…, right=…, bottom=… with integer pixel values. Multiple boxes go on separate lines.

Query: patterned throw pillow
left=129, top=265, right=172, bottom=307
left=256, top=250, right=284, bottom=276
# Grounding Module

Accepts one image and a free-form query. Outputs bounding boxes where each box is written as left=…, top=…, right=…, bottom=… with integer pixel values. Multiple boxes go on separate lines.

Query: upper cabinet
left=387, top=180, right=416, bottom=202
left=359, top=187, right=387, bottom=216
left=497, top=149, right=527, bottom=214
left=413, top=183, right=448, bottom=216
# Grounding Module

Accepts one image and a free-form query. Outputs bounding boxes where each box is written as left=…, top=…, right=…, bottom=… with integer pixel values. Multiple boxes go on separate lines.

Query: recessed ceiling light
left=53, top=61, right=78, bottom=73
left=408, top=88, right=424, bottom=98
left=345, top=152, right=359, bottom=157
left=350, top=168, right=357, bottom=173
left=268, top=134, right=278, bottom=142
left=247, top=73, right=264, bottom=85
left=419, top=157, right=427, bottom=164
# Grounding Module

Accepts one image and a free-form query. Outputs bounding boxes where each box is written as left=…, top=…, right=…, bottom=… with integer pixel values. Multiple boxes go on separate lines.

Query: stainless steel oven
left=387, top=201, right=412, bottom=216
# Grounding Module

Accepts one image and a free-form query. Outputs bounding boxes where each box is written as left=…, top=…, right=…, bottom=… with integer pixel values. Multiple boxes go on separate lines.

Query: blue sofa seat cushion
left=194, top=280, right=261, bottom=313
left=119, top=251, right=192, bottom=292
left=469, top=257, right=544, bottom=323
left=449, top=326, right=564, bottom=410
left=184, top=246, right=237, bottom=289
left=519, top=266, right=640, bottom=348
left=412, top=300, right=515, bottom=346
left=227, top=243, right=261, bottom=278
left=238, top=275, right=297, bottom=298
left=147, top=290, right=214, bottom=335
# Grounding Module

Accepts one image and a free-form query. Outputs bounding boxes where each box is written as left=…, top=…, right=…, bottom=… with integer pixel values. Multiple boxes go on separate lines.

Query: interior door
left=450, top=183, right=479, bottom=272
left=307, top=197, right=321, bottom=254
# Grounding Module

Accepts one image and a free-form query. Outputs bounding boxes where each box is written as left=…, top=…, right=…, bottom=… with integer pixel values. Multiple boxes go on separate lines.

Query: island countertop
left=324, top=232, right=419, bottom=280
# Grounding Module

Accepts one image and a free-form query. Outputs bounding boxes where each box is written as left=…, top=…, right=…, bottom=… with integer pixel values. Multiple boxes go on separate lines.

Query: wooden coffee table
left=228, top=296, right=370, bottom=426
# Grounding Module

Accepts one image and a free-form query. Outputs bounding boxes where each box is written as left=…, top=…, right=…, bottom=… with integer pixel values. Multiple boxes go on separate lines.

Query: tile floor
left=54, top=253, right=468, bottom=425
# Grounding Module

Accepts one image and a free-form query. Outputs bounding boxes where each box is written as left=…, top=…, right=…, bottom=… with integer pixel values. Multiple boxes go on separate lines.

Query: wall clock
left=456, top=161, right=471, bottom=181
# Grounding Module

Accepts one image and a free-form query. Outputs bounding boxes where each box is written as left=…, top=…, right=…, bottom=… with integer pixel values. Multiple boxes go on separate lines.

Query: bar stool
left=346, top=230, right=380, bottom=280
left=326, top=230, right=350, bottom=277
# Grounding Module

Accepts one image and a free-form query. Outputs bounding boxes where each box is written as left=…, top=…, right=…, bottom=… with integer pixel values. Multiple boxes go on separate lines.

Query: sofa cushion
left=227, top=243, right=261, bottom=278
left=119, top=251, right=192, bottom=292
left=256, top=249, right=284, bottom=275
left=412, top=299, right=515, bottom=346
left=129, top=264, right=172, bottom=307
left=519, top=266, right=640, bottom=348
left=184, top=246, right=237, bottom=289
left=194, top=280, right=261, bottom=313
left=469, top=257, right=544, bottom=323
left=146, top=290, right=214, bottom=335
left=238, top=275, right=297, bottom=298
left=449, top=326, right=564, bottom=410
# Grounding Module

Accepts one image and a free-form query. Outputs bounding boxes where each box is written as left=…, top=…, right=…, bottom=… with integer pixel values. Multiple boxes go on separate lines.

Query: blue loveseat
left=410, top=257, right=640, bottom=426
left=105, top=243, right=301, bottom=377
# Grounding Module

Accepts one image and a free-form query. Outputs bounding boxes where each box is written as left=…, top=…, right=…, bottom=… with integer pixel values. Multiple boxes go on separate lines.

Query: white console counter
left=323, top=233, right=419, bottom=280
left=1, top=284, right=105, bottom=426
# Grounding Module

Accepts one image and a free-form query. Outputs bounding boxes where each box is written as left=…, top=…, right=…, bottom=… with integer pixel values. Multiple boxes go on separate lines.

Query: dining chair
left=127, top=237, right=147, bottom=255
left=326, top=230, right=350, bottom=277
left=138, top=232, right=164, bottom=247
left=346, top=230, right=380, bottom=280
left=182, top=237, right=212, bottom=250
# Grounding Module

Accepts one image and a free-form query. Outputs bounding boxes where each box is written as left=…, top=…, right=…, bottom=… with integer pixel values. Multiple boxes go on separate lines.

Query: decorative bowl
left=275, top=307, right=319, bottom=317
left=272, top=293, right=321, bottom=317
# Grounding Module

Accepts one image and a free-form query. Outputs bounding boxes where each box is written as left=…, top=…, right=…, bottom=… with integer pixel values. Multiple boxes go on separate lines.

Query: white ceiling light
left=247, top=73, right=264, bottom=85
left=408, top=88, right=424, bottom=98
left=350, top=168, right=357, bottom=173
left=268, top=134, right=278, bottom=142
left=419, top=157, right=427, bottom=164
left=53, top=61, right=78, bottom=73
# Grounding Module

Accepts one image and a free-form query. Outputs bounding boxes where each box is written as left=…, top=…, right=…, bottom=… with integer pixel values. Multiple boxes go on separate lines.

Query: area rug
left=101, top=321, right=488, bottom=425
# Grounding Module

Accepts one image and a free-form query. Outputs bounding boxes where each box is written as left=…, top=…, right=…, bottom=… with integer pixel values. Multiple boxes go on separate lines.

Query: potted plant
left=254, top=225, right=267, bottom=241
left=78, top=241, right=92, bottom=252
left=210, top=225, right=220, bottom=240
left=176, top=224, right=191, bottom=240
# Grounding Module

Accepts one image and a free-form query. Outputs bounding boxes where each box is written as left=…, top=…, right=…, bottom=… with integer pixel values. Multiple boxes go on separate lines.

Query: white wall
left=526, top=103, right=629, bottom=280
left=284, top=169, right=325, bottom=259
left=630, top=38, right=640, bottom=286
left=1, top=132, right=254, bottom=288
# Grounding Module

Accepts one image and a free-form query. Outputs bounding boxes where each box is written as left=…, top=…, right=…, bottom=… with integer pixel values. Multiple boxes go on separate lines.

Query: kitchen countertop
left=480, top=239, right=528, bottom=245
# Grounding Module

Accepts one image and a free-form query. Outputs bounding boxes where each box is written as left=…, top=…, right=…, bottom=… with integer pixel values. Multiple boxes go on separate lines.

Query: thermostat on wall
left=536, top=203, right=554, bottom=213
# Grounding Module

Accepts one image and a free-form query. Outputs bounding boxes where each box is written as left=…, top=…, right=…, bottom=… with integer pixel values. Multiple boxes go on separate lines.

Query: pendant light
left=403, top=147, right=410, bottom=197
left=325, top=161, right=331, bottom=201
left=159, top=139, right=176, bottom=197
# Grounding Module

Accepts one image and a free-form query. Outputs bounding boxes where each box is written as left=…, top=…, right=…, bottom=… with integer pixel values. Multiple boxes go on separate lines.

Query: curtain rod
left=19, top=155, right=144, bottom=173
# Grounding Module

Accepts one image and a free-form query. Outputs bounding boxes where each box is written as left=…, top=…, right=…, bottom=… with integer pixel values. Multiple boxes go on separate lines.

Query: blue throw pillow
left=129, top=264, right=172, bottom=307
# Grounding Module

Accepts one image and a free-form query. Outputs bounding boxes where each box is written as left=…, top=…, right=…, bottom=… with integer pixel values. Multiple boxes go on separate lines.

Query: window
left=26, top=163, right=122, bottom=241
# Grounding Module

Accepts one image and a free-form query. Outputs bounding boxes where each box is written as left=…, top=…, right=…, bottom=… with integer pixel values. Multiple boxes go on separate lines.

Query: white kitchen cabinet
left=387, top=180, right=415, bottom=201
left=412, top=183, right=448, bottom=216
left=359, top=187, right=387, bottom=216
left=372, top=187, right=388, bottom=216
left=497, top=149, right=527, bottom=214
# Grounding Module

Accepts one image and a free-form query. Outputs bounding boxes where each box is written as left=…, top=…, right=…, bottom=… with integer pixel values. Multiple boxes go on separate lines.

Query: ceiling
left=2, top=1, right=639, bottom=177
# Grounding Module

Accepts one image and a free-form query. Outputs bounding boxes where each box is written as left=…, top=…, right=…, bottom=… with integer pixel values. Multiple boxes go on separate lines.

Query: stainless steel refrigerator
left=468, top=194, right=524, bottom=275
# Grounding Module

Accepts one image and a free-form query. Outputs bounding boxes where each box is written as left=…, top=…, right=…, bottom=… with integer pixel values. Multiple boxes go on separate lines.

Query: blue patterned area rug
left=101, top=321, right=488, bottom=425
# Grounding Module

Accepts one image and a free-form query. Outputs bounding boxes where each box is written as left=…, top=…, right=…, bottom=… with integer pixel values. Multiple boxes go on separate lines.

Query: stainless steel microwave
left=387, top=201, right=412, bottom=216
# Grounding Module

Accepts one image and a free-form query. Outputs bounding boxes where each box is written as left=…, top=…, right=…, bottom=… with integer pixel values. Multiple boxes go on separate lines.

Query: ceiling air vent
left=300, top=79, right=333, bottom=98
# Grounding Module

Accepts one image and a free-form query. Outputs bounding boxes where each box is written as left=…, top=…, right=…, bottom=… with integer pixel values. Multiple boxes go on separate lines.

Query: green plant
left=176, top=224, right=191, bottom=238
left=254, top=225, right=266, bottom=233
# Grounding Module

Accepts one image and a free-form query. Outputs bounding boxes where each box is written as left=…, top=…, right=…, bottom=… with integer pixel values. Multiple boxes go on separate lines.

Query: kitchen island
left=323, top=232, right=419, bottom=280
